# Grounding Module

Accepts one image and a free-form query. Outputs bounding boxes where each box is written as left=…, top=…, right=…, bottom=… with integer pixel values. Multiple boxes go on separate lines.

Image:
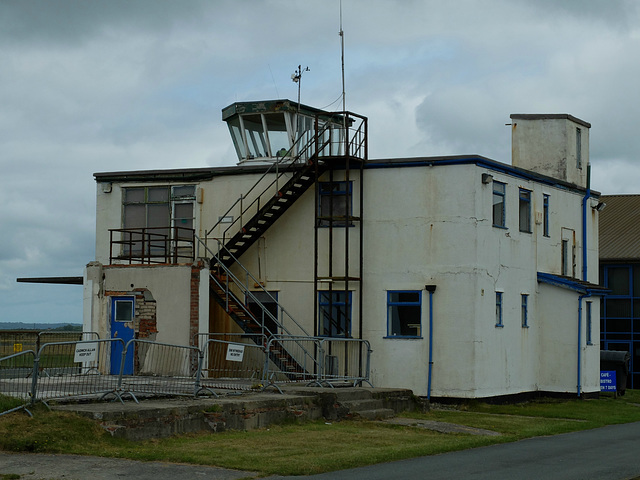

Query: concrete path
left=0, top=452, right=258, bottom=480
left=3, top=421, right=640, bottom=480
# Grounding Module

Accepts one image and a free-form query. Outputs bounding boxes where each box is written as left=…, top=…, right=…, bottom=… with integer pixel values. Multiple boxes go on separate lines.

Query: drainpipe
left=582, top=164, right=591, bottom=282
left=425, top=285, right=437, bottom=401
left=578, top=166, right=592, bottom=398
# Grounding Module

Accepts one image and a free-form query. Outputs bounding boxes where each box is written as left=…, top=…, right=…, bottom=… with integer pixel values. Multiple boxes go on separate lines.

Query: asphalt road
left=2, top=421, right=640, bottom=480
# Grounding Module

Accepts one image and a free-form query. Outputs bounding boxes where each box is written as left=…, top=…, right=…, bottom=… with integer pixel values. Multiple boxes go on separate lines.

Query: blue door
left=110, top=296, right=135, bottom=375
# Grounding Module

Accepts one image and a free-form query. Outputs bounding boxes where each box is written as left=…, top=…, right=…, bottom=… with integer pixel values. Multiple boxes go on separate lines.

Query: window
left=318, top=291, right=351, bottom=337
left=521, top=294, right=529, bottom=328
left=543, top=194, right=550, bottom=237
left=318, top=181, right=352, bottom=227
left=586, top=301, right=593, bottom=345
left=561, top=229, right=576, bottom=277
left=576, top=127, right=582, bottom=169
left=113, top=298, right=134, bottom=322
left=496, top=292, right=503, bottom=328
left=519, top=188, right=532, bottom=233
left=387, top=291, right=422, bottom=337
left=122, top=185, right=195, bottom=252
left=493, top=181, right=506, bottom=228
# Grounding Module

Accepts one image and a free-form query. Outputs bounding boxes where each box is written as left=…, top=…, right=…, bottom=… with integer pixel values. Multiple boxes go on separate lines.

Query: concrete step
left=354, top=408, right=396, bottom=420
left=331, top=388, right=374, bottom=402
left=339, top=399, right=385, bottom=412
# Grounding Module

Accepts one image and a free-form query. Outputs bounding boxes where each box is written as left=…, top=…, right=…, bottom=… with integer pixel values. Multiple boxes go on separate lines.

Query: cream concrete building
left=84, top=101, right=605, bottom=399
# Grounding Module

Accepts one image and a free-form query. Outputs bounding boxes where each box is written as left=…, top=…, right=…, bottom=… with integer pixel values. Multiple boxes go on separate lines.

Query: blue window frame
left=493, top=181, right=506, bottom=228
left=521, top=294, right=529, bottom=328
left=496, top=292, right=504, bottom=328
left=386, top=291, right=422, bottom=338
left=318, top=290, right=351, bottom=337
left=543, top=194, right=550, bottom=237
left=519, top=188, right=532, bottom=233
left=586, top=301, right=593, bottom=345
left=318, top=181, right=352, bottom=227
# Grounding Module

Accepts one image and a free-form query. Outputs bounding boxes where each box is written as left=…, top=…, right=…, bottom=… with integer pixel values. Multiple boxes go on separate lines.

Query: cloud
left=2, top=0, right=640, bottom=324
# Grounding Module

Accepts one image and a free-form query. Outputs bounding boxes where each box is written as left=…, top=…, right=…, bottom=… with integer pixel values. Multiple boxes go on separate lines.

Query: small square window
left=387, top=291, right=422, bottom=337
left=114, top=299, right=134, bottom=322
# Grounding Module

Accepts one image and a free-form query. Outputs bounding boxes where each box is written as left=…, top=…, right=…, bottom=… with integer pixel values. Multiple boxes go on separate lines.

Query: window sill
left=495, top=324, right=504, bottom=328
left=384, top=336, right=423, bottom=340
left=493, top=225, right=508, bottom=230
left=519, top=230, right=533, bottom=234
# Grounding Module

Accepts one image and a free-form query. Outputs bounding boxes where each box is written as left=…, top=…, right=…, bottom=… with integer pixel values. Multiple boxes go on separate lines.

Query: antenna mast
left=291, top=64, right=310, bottom=141
left=340, top=0, right=346, bottom=113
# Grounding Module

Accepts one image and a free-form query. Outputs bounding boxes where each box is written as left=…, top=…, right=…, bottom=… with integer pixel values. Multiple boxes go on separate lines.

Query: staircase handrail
left=205, top=122, right=328, bottom=240
left=196, top=235, right=312, bottom=339
left=204, top=113, right=355, bottom=252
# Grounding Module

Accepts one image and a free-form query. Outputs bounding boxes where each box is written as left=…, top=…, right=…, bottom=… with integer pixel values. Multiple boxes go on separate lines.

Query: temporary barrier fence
left=264, top=336, right=324, bottom=391
left=117, top=339, right=204, bottom=401
left=31, top=339, right=123, bottom=406
left=1, top=335, right=374, bottom=415
left=0, top=331, right=38, bottom=358
left=199, top=336, right=268, bottom=391
left=318, top=338, right=372, bottom=387
left=0, top=350, right=36, bottom=416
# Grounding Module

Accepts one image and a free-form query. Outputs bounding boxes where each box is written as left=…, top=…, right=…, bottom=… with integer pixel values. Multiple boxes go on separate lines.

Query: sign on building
left=74, top=342, right=98, bottom=363
left=226, top=344, right=245, bottom=362
left=600, top=370, right=617, bottom=392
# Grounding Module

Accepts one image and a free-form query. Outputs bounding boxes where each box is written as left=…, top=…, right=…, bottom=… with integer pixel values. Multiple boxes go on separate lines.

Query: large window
left=493, top=181, right=506, bottom=228
left=318, top=291, right=351, bottom=337
left=122, top=185, right=195, bottom=252
left=318, top=181, right=352, bottom=227
left=519, top=188, right=532, bottom=233
left=387, top=291, right=422, bottom=337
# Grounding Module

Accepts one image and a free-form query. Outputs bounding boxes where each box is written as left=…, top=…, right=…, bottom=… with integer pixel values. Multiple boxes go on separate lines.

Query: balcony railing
left=109, top=227, right=195, bottom=265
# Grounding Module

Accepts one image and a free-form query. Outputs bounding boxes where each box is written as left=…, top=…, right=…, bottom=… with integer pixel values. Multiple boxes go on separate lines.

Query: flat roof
left=94, top=154, right=596, bottom=196
left=510, top=113, right=591, bottom=129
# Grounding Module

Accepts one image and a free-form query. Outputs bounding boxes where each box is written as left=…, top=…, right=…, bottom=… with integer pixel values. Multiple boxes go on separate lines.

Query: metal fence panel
left=199, top=336, right=267, bottom=391
left=0, top=350, right=36, bottom=401
left=33, top=339, right=123, bottom=403
left=0, top=331, right=38, bottom=358
left=318, top=338, right=372, bottom=387
left=118, top=340, right=201, bottom=398
left=265, top=336, right=323, bottom=388
left=38, top=331, right=99, bottom=345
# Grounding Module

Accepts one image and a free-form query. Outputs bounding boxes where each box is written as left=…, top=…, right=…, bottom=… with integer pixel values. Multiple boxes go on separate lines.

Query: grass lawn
left=1, top=391, right=640, bottom=476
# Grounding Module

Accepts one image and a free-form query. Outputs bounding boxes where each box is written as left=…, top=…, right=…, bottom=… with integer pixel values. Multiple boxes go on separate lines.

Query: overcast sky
left=2, top=0, right=639, bottom=326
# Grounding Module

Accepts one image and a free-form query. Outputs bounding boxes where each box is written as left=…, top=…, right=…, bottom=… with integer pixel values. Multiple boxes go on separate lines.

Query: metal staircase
left=201, top=109, right=367, bottom=381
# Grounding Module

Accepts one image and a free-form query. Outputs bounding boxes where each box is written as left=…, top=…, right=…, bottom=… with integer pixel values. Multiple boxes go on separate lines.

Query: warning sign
left=13, top=343, right=22, bottom=353
left=226, top=344, right=245, bottom=362
left=74, top=342, right=98, bottom=363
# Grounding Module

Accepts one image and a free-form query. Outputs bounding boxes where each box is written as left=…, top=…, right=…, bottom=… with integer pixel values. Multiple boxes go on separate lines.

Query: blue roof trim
left=537, top=272, right=607, bottom=295
left=365, top=157, right=594, bottom=195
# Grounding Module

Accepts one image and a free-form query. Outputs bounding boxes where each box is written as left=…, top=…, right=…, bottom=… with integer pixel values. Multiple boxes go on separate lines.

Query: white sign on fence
left=74, top=342, right=98, bottom=363
left=226, top=344, right=245, bottom=362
